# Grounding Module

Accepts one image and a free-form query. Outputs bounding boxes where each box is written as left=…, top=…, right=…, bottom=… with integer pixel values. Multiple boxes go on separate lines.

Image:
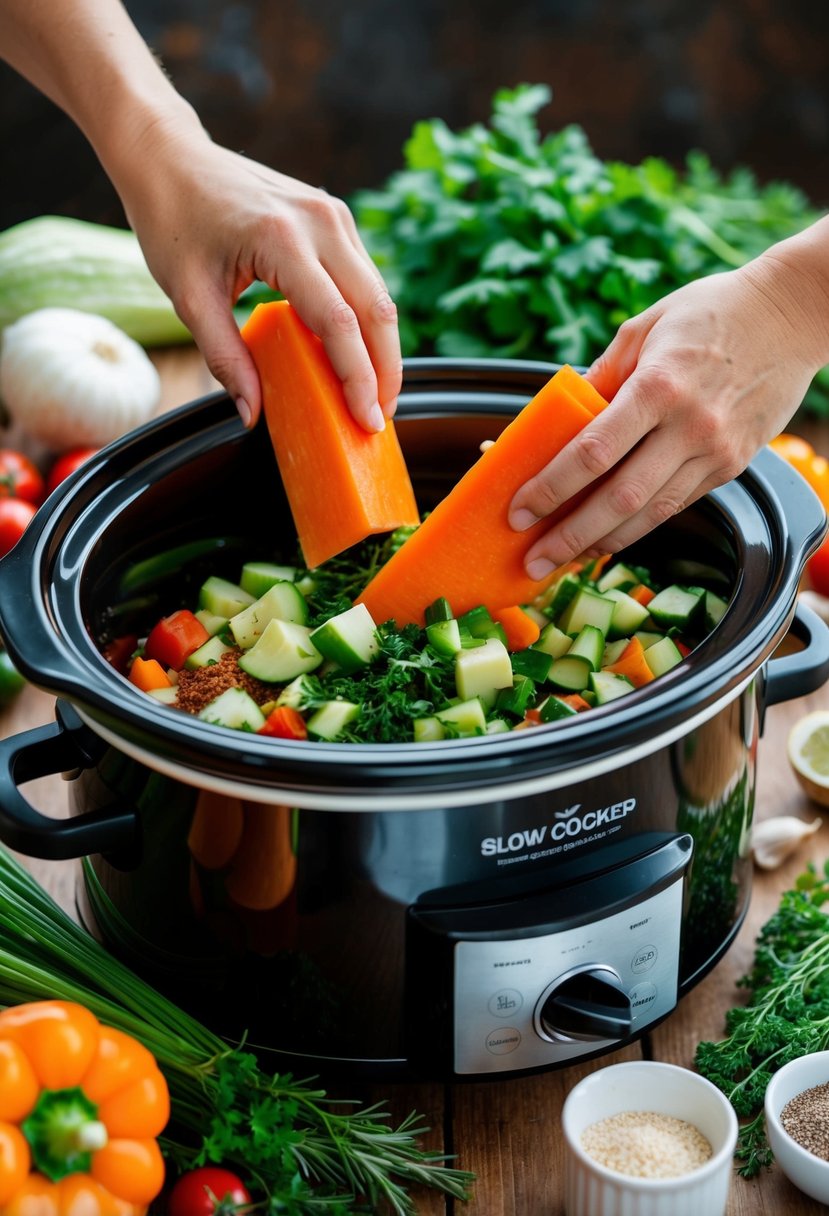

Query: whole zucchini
left=0, top=215, right=191, bottom=347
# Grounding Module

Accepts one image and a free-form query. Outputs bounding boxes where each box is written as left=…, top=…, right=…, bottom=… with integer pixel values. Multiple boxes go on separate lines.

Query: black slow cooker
left=1, top=358, right=828, bottom=1082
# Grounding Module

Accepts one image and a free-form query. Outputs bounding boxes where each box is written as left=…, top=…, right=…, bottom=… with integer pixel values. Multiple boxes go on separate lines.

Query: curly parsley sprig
left=695, top=861, right=829, bottom=1176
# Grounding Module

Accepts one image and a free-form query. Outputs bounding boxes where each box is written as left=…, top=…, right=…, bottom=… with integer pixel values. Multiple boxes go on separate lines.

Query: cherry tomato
left=258, top=705, right=309, bottom=740
left=168, top=1167, right=252, bottom=1215
left=0, top=449, right=44, bottom=505
left=0, top=498, right=36, bottom=558
left=46, top=447, right=99, bottom=496
left=808, top=537, right=829, bottom=598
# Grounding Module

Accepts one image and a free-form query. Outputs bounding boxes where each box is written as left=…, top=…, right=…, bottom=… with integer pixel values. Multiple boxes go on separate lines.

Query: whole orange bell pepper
left=769, top=433, right=829, bottom=510
left=0, top=1001, right=169, bottom=1215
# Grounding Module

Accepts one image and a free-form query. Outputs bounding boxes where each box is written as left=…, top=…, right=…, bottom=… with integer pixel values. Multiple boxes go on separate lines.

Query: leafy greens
left=351, top=82, right=829, bottom=414
left=695, top=860, right=829, bottom=1176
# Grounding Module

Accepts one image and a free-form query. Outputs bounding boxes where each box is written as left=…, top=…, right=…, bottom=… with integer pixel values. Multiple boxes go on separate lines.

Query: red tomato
left=46, top=447, right=99, bottom=495
left=0, top=449, right=44, bottom=505
left=258, top=705, right=309, bottom=739
left=168, top=1167, right=252, bottom=1215
left=144, top=610, right=210, bottom=670
left=808, top=537, right=829, bottom=598
left=0, top=498, right=36, bottom=558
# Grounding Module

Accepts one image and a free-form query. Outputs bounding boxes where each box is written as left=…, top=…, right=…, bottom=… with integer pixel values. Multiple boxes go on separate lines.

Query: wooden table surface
left=3, top=348, right=829, bottom=1215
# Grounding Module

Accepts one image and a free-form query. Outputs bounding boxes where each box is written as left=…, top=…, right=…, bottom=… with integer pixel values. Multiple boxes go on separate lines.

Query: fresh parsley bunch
left=695, top=861, right=829, bottom=1176
left=352, top=82, right=828, bottom=414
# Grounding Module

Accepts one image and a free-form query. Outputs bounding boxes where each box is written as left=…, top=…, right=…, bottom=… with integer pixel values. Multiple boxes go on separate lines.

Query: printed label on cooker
left=480, top=798, right=636, bottom=863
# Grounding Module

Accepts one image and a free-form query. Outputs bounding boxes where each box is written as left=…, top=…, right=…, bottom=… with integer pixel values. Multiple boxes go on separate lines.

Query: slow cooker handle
left=765, top=601, right=829, bottom=706
left=0, top=702, right=138, bottom=861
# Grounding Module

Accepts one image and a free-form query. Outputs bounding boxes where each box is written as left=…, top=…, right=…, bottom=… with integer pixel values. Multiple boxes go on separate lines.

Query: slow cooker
left=1, top=358, right=828, bottom=1082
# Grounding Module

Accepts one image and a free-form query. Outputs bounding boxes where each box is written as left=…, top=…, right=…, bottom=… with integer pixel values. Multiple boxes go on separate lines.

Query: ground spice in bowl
left=781, top=1081, right=829, bottom=1159
left=580, top=1110, right=713, bottom=1178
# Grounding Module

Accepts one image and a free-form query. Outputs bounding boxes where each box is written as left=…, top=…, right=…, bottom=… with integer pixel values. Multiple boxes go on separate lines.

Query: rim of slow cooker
left=6, top=363, right=818, bottom=796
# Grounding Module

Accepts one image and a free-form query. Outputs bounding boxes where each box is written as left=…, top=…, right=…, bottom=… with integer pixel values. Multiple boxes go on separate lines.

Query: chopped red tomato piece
left=144, top=610, right=210, bottom=670
left=258, top=705, right=308, bottom=740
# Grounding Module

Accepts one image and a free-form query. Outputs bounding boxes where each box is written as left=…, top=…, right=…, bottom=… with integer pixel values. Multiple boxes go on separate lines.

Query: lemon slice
left=788, top=711, right=829, bottom=807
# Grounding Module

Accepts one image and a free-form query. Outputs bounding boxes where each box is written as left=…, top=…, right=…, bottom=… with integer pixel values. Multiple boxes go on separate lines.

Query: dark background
left=2, top=0, right=828, bottom=231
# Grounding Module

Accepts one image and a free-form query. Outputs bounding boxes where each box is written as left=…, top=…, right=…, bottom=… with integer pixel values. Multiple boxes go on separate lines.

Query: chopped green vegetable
left=0, top=846, right=474, bottom=1213
left=695, top=860, right=829, bottom=1177
left=352, top=83, right=829, bottom=415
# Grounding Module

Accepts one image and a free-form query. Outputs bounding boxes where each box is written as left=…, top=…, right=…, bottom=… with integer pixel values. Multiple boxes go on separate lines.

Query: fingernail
left=510, top=508, right=540, bottom=532
left=526, top=557, right=555, bottom=580
left=236, top=396, right=252, bottom=428
left=368, top=404, right=386, bottom=433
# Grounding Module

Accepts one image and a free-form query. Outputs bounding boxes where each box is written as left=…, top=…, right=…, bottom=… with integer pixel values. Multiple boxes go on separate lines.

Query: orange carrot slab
left=242, top=301, right=419, bottom=569
left=356, top=365, right=609, bottom=626
left=491, top=605, right=541, bottom=651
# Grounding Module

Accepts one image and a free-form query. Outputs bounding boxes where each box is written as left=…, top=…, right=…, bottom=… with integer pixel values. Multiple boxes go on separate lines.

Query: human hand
left=116, top=124, right=401, bottom=432
left=509, top=248, right=829, bottom=578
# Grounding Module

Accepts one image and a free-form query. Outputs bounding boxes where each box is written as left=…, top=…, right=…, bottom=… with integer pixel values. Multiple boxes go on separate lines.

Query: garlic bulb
left=751, top=815, right=822, bottom=870
left=0, top=307, right=160, bottom=449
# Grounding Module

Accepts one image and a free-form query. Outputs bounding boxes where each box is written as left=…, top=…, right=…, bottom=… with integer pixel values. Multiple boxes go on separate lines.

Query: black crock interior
left=2, top=358, right=823, bottom=797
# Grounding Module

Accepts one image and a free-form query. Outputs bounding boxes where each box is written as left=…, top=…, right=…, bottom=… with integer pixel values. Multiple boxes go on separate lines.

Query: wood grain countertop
left=2, top=347, right=829, bottom=1215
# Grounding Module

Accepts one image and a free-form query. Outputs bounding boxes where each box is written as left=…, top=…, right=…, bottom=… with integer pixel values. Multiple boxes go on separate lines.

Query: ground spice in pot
left=781, top=1081, right=829, bottom=1159
left=580, top=1110, right=713, bottom=1178
left=175, top=649, right=274, bottom=715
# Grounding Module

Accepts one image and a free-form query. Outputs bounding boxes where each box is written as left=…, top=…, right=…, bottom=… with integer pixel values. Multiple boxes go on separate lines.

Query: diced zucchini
left=194, top=608, right=229, bottom=638
left=705, top=590, right=729, bottom=631
left=596, top=562, right=640, bottom=593
left=603, top=588, right=652, bottom=639
left=426, top=617, right=463, bottom=657
left=229, top=582, right=309, bottom=648
left=601, top=637, right=631, bottom=667
left=644, top=634, right=684, bottom=677
left=521, top=604, right=549, bottom=628
left=275, top=673, right=318, bottom=709
left=537, top=694, right=580, bottom=722
left=646, top=584, right=705, bottom=629
left=485, top=718, right=512, bottom=735
left=184, top=635, right=233, bottom=669
left=589, top=670, right=635, bottom=705
left=459, top=605, right=508, bottom=646
left=296, top=573, right=317, bottom=597
left=238, top=619, right=322, bottom=682
left=413, top=715, right=445, bottom=742
left=199, top=576, right=255, bottom=618
left=148, top=685, right=178, bottom=704
left=634, top=630, right=665, bottom=650
left=425, top=596, right=454, bottom=625
left=310, top=604, right=380, bottom=672
left=548, top=653, right=592, bottom=692
left=532, top=621, right=571, bottom=659
left=511, top=647, right=552, bottom=682
left=567, top=624, right=605, bottom=670
left=306, top=699, right=360, bottom=740
left=437, top=698, right=488, bottom=736
left=454, top=637, right=514, bottom=709
left=558, top=588, right=615, bottom=637
left=198, top=687, right=266, bottom=732
left=240, top=561, right=299, bottom=598
left=495, top=675, right=536, bottom=718
left=543, top=571, right=581, bottom=617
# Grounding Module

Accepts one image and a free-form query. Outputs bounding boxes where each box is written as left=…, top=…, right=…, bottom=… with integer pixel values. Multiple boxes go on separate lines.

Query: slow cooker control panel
left=406, top=833, right=692, bottom=1077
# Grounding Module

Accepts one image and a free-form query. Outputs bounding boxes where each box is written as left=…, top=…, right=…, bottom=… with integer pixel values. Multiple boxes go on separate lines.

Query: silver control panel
left=453, top=874, right=684, bottom=1074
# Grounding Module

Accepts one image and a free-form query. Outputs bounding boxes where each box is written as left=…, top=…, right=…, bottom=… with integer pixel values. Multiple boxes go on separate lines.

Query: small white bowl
left=561, top=1060, right=738, bottom=1216
left=765, top=1050, right=829, bottom=1203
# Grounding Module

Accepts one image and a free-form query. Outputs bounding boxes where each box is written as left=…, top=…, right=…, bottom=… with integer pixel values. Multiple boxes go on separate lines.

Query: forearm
left=0, top=0, right=203, bottom=191
left=747, top=214, right=829, bottom=371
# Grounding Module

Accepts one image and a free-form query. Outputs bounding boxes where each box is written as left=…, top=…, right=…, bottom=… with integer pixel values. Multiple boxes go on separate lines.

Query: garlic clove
left=750, top=815, right=822, bottom=870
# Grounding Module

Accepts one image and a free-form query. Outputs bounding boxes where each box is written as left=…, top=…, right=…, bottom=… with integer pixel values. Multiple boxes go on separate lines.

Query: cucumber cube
left=459, top=605, right=508, bottom=646
left=426, top=618, right=463, bottom=657
left=601, top=637, right=631, bottom=667
left=436, top=698, right=488, bottom=736
left=184, top=635, right=233, bottom=670
left=240, top=561, right=299, bottom=598
left=510, top=648, right=552, bottom=682
left=276, top=674, right=318, bottom=709
left=532, top=622, right=571, bottom=659
left=644, top=635, right=684, bottom=677
left=238, top=619, right=322, bottom=682
left=548, top=653, right=592, bottom=692
left=425, top=596, right=454, bottom=625
left=230, top=582, right=309, bottom=648
left=596, top=562, right=640, bottom=593
left=199, top=576, right=255, bottom=618
left=310, top=604, right=380, bottom=671
left=567, top=625, right=605, bottom=670
left=558, top=588, right=615, bottom=637
left=603, top=588, right=651, bottom=639
left=633, top=630, right=664, bottom=650
left=589, top=670, right=635, bottom=705
left=647, top=585, right=705, bottom=629
left=454, top=637, right=514, bottom=709
left=194, top=608, right=229, bottom=638
left=198, top=687, right=266, bottom=731
left=148, top=685, right=178, bottom=705
left=537, top=694, right=580, bottom=722
left=543, top=571, right=581, bottom=617
left=306, top=699, right=360, bottom=740
left=705, top=590, right=729, bottom=631
left=413, top=715, right=445, bottom=742
left=485, top=718, right=512, bottom=735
